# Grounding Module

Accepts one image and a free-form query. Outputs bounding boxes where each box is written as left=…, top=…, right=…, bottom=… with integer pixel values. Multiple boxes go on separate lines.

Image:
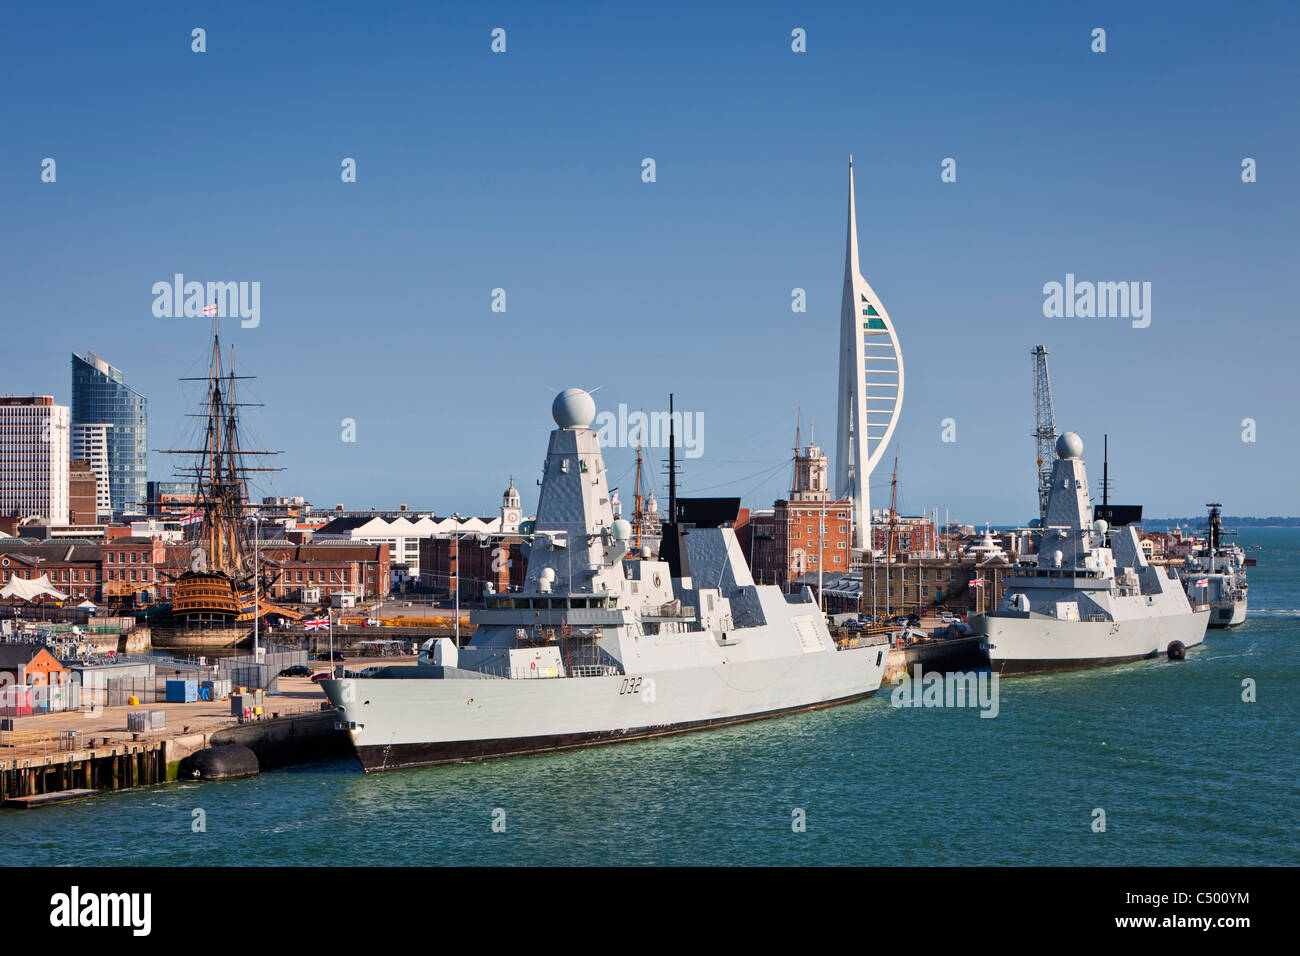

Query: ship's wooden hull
left=171, top=571, right=242, bottom=623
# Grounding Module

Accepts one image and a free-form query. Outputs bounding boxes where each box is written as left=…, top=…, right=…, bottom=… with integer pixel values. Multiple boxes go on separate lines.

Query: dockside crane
left=1031, top=345, right=1057, bottom=529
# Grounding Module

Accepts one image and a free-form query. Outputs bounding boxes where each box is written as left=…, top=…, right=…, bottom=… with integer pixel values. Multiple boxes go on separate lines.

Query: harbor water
left=5, top=529, right=1297, bottom=866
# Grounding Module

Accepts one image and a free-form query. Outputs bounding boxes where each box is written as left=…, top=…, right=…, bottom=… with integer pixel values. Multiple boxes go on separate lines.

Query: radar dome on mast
left=552, top=388, right=596, bottom=429
left=1056, top=432, right=1084, bottom=459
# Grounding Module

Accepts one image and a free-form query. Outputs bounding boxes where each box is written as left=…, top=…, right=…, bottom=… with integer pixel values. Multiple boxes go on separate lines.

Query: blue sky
left=2, top=1, right=1296, bottom=523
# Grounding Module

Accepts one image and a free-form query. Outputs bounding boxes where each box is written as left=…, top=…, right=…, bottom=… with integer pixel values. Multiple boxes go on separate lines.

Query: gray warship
left=973, top=432, right=1209, bottom=675
left=322, top=388, right=889, bottom=772
left=1178, top=504, right=1248, bottom=628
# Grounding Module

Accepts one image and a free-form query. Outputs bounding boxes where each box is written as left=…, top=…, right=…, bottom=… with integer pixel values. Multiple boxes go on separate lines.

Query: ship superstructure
left=973, top=432, right=1208, bottom=675
left=1179, top=504, right=1248, bottom=628
left=322, top=388, right=889, bottom=772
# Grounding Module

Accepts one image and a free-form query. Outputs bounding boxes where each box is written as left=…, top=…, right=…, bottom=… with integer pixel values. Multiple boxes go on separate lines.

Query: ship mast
left=633, top=426, right=644, bottom=553
left=160, top=312, right=283, bottom=582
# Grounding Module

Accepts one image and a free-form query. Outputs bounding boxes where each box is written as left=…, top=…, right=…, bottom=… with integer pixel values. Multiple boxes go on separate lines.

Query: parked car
left=310, top=672, right=331, bottom=683
left=278, top=664, right=312, bottom=677
left=363, top=617, right=381, bottom=627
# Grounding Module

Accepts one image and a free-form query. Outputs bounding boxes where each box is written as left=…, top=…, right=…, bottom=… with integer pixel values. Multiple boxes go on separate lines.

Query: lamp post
left=451, top=515, right=464, bottom=648
left=817, top=505, right=825, bottom=614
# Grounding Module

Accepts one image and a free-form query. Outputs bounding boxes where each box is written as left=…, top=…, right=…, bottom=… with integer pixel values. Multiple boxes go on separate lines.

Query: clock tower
left=500, top=476, right=522, bottom=533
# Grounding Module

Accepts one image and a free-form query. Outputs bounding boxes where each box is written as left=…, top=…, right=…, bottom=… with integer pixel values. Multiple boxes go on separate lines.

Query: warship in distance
left=322, top=388, right=890, bottom=772
left=1179, top=504, right=1248, bottom=628
left=973, top=432, right=1209, bottom=675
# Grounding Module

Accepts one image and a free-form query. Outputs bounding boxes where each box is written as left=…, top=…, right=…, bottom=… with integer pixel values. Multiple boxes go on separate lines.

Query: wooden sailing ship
left=160, top=318, right=281, bottom=628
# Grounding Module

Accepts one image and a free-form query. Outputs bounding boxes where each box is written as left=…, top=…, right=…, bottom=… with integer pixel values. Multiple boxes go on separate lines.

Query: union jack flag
left=202, top=303, right=218, bottom=316
left=303, top=617, right=329, bottom=631
left=969, top=578, right=985, bottom=587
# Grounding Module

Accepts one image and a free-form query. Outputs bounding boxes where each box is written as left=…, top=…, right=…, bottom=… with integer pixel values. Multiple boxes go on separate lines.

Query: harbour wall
left=882, top=635, right=988, bottom=684
left=1, top=709, right=349, bottom=803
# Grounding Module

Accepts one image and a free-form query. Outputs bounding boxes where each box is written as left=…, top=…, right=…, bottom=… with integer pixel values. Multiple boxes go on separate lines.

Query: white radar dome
left=1056, top=432, right=1084, bottom=459
left=1093, top=519, right=1108, bottom=534
left=552, top=388, right=596, bottom=429
left=611, top=519, right=632, bottom=541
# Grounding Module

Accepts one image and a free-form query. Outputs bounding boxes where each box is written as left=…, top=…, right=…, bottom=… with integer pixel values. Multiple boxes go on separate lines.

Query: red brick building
left=421, top=534, right=525, bottom=601
left=870, top=515, right=937, bottom=556
left=256, top=543, right=391, bottom=603
left=68, top=460, right=97, bottom=524
left=0, top=537, right=389, bottom=606
left=0, top=542, right=102, bottom=601
left=747, top=442, right=853, bottom=590
left=101, top=536, right=168, bottom=600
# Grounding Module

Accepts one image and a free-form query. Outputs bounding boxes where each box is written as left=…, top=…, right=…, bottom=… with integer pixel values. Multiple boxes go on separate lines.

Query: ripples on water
left=7, top=531, right=1299, bottom=866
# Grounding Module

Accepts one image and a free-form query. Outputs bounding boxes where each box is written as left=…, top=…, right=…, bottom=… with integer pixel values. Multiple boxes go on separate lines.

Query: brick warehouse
left=0, top=538, right=389, bottom=606
left=807, top=557, right=1011, bottom=617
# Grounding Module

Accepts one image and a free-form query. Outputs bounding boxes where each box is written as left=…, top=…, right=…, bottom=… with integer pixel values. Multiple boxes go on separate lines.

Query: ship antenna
left=667, top=393, right=677, bottom=522
left=633, top=423, right=644, bottom=553
left=1102, top=434, right=1109, bottom=514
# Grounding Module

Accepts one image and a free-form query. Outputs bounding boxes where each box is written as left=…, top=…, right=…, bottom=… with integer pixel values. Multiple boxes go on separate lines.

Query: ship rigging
left=157, top=317, right=282, bottom=627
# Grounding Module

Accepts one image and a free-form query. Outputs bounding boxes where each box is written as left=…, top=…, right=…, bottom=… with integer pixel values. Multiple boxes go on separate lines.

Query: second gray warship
left=973, top=432, right=1209, bottom=675
left=1178, top=504, right=1249, bottom=628
left=322, top=388, right=889, bottom=771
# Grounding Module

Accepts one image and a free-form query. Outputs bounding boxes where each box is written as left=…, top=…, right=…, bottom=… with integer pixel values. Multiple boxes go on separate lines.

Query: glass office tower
left=71, top=352, right=148, bottom=516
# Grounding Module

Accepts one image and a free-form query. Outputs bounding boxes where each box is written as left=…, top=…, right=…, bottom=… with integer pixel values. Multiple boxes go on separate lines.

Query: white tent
left=0, top=574, right=69, bottom=602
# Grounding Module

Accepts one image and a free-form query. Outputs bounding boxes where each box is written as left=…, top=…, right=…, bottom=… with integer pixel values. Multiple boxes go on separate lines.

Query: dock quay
left=0, top=673, right=353, bottom=804
left=882, top=635, right=987, bottom=684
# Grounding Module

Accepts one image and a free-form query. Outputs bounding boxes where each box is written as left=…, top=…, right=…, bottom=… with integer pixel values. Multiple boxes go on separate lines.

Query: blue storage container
left=165, top=679, right=198, bottom=703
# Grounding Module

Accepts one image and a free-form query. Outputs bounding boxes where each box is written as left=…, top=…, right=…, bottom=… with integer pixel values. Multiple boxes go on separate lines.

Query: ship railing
left=458, top=655, right=621, bottom=679
left=0, top=729, right=82, bottom=753
left=833, top=634, right=890, bottom=650
left=566, top=664, right=620, bottom=678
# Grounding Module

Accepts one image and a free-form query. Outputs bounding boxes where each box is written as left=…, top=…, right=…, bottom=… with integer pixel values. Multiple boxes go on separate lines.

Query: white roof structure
left=318, top=514, right=505, bottom=538
left=0, top=574, right=69, bottom=602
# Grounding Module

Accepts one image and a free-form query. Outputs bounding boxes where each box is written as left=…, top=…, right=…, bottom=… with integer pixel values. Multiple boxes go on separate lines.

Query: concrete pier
left=0, top=673, right=355, bottom=804
left=882, top=635, right=987, bottom=684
